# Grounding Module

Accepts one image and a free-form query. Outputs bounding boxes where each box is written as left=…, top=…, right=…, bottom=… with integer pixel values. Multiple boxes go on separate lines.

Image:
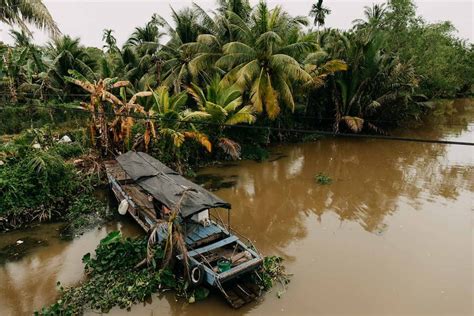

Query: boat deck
left=104, top=160, right=158, bottom=232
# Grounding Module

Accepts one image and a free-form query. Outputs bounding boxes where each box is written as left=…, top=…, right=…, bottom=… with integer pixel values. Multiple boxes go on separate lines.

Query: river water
left=1, top=99, right=472, bottom=315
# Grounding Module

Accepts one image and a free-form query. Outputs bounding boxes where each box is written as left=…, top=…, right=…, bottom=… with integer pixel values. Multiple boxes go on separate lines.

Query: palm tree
left=0, top=0, right=60, bottom=36
left=309, top=0, right=331, bottom=29
left=169, top=7, right=202, bottom=45
left=158, top=7, right=204, bottom=93
left=329, top=31, right=418, bottom=133
left=186, top=76, right=256, bottom=126
left=150, top=86, right=211, bottom=150
left=216, top=0, right=252, bottom=21
left=126, top=18, right=164, bottom=51
left=149, top=86, right=212, bottom=170
left=47, top=35, right=96, bottom=95
left=102, top=29, right=117, bottom=53
left=217, top=2, right=314, bottom=119
left=353, top=4, right=387, bottom=29
left=186, top=77, right=256, bottom=158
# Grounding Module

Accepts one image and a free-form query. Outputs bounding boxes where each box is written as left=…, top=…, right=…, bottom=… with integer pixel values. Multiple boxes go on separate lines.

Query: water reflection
left=202, top=99, right=473, bottom=252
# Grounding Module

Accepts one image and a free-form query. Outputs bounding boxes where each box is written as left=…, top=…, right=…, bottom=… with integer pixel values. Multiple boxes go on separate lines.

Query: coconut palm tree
left=158, top=7, right=205, bottom=93
left=126, top=18, right=164, bottom=52
left=47, top=35, right=96, bottom=96
left=216, top=2, right=314, bottom=119
left=353, top=4, right=387, bottom=30
left=102, top=29, right=117, bottom=53
left=0, top=0, right=60, bottom=36
left=186, top=77, right=256, bottom=158
left=150, top=86, right=211, bottom=152
left=186, top=76, right=256, bottom=126
left=309, top=0, right=331, bottom=29
left=329, top=31, right=418, bottom=133
left=216, top=0, right=252, bottom=21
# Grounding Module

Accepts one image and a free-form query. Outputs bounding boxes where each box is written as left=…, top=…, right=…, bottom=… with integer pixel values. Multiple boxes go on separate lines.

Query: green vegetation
left=37, top=231, right=287, bottom=315
left=3, top=1, right=469, bottom=311
left=36, top=231, right=181, bottom=315
left=0, top=128, right=105, bottom=231
left=255, top=256, right=291, bottom=299
left=315, top=172, right=332, bottom=185
left=2, top=0, right=472, bottom=148
left=0, top=0, right=59, bottom=36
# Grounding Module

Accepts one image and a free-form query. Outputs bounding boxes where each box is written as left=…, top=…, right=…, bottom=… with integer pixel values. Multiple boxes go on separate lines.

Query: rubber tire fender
left=189, top=264, right=204, bottom=287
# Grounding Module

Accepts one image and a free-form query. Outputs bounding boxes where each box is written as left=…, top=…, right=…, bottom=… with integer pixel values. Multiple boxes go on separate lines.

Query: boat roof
left=116, top=151, right=231, bottom=218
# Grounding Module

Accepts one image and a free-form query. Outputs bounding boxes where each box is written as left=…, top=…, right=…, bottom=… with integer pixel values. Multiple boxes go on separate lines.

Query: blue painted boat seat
left=185, top=221, right=224, bottom=245
left=187, top=235, right=239, bottom=258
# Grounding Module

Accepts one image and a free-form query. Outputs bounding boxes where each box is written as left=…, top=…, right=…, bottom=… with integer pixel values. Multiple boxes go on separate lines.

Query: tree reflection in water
left=202, top=99, right=473, bottom=254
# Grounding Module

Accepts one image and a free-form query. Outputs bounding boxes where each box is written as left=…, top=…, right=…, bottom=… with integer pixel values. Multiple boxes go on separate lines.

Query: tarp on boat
left=116, top=151, right=231, bottom=217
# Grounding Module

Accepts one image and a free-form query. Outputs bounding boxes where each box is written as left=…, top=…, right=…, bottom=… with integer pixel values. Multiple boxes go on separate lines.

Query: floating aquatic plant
left=315, top=173, right=332, bottom=185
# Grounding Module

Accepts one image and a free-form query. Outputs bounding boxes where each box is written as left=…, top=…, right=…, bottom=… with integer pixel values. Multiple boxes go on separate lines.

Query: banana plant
left=65, top=71, right=153, bottom=155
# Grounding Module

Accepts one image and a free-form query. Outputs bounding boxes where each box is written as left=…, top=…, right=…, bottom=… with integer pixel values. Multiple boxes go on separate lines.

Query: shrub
left=0, top=150, right=80, bottom=214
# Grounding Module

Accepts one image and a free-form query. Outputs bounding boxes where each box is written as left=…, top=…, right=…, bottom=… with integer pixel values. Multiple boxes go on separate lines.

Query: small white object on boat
left=192, top=209, right=210, bottom=226
left=118, top=200, right=129, bottom=215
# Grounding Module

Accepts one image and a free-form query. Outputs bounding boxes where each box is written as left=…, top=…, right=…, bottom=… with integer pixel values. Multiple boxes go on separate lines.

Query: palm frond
left=218, top=137, right=241, bottom=160
left=184, top=131, right=212, bottom=152
left=225, top=105, right=256, bottom=125
left=342, top=116, right=364, bottom=133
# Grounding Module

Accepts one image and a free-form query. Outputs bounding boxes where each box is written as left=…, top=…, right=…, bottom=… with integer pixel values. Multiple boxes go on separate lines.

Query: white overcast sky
left=0, top=0, right=472, bottom=47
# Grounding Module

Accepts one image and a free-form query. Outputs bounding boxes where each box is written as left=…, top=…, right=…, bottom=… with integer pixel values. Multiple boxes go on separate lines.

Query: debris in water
left=0, top=237, right=48, bottom=264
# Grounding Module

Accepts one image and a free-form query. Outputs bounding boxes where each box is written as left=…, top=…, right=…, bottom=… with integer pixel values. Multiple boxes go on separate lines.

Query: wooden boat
left=104, top=151, right=263, bottom=308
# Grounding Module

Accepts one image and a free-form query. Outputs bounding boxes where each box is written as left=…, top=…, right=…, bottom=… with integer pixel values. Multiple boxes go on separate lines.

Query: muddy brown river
left=1, top=99, right=473, bottom=315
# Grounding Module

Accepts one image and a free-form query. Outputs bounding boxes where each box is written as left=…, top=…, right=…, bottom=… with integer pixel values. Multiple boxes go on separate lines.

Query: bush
left=50, top=142, right=85, bottom=159
left=0, top=149, right=80, bottom=214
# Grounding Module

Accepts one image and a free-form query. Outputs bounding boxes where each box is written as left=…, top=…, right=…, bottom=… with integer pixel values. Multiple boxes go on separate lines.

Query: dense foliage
left=1, top=0, right=472, bottom=139
left=0, top=128, right=105, bottom=231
